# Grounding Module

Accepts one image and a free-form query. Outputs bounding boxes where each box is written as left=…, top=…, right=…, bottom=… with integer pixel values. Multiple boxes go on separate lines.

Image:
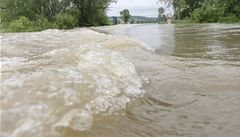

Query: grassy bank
left=0, top=15, right=112, bottom=33
left=172, top=18, right=240, bottom=24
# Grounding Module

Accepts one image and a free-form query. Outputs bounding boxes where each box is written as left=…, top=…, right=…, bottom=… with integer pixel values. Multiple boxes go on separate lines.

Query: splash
left=1, top=29, right=146, bottom=137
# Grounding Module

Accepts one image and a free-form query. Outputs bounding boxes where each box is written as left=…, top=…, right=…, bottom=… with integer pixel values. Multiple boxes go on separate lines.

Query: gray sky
left=107, top=0, right=172, bottom=17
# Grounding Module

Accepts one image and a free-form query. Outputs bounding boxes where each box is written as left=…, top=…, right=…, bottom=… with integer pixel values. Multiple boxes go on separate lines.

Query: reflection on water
left=1, top=24, right=240, bottom=137
left=173, top=24, right=240, bottom=61
left=93, top=24, right=240, bottom=61
left=92, top=24, right=176, bottom=55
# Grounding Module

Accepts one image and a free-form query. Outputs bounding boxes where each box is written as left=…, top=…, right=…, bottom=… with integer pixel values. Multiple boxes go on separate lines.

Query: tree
left=170, top=0, right=205, bottom=19
left=70, top=0, right=117, bottom=26
left=0, top=0, right=117, bottom=32
left=55, top=13, right=77, bottom=29
left=120, top=9, right=131, bottom=23
left=158, top=0, right=173, bottom=7
left=158, top=0, right=240, bottom=22
left=158, top=7, right=165, bottom=20
left=191, top=0, right=240, bottom=23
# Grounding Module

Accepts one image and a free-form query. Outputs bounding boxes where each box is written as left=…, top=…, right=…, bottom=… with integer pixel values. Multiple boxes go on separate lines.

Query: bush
left=219, top=15, right=240, bottom=23
left=55, top=13, right=77, bottom=29
left=95, top=10, right=109, bottom=26
left=192, top=4, right=224, bottom=23
left=8, top=16, right=34, bottom=32
left=33, top=15, right=53, bottom=31
left=0, top=23, right=5, bottom=33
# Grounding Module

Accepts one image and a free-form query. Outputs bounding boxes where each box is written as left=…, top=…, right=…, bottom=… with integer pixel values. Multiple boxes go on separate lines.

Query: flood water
left=1, top=24, right=240, bottom=137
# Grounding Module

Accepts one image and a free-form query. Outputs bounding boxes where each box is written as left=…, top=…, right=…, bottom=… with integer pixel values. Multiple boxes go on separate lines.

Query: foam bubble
left=1, top=28, right=145, bottom=136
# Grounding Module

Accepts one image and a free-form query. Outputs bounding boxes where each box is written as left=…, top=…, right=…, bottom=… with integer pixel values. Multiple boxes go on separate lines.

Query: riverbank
left=172, top=19, right=240, bottom=24
left=1, top=20, right=240, bottom=33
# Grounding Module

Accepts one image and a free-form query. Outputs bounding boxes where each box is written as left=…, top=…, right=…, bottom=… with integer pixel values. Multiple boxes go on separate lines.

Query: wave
left=1, top=29, right=147, bottom=137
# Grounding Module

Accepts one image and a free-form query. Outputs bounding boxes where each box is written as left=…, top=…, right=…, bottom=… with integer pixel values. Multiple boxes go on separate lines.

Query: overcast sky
left=107, top=0, right=172, bottom=17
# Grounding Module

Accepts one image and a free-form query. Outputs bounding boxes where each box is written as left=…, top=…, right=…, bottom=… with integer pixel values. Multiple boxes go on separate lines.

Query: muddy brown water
left=1, top=24, right=240, bottom=137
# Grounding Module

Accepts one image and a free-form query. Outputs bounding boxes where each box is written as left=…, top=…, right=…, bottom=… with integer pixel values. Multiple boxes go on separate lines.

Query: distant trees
left=120, top=9, right=131, bottom=23
left=0, top=0, right=117, bottom=32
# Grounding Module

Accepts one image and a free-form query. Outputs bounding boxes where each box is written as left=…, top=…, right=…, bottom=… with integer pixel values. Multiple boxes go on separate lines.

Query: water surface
left=1, top=24, right=240, bottom=137
left=93, top=24, right=240, bottom=61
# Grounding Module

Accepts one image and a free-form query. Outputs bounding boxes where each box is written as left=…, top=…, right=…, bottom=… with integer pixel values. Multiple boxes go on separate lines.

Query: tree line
left=119, top=0, right=240, bottom=24
left=0, top=0, right=239, bottom=32
left=0, top=0, right=116, bottom=32
left=161, top=0, right=240, bottom=23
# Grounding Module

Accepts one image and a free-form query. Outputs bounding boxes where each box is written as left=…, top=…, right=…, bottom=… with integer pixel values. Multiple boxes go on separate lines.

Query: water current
left=1, top=24, right=240, bottom=137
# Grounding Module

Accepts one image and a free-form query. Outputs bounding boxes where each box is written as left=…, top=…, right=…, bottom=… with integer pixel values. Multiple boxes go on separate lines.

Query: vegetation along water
left=1, top=0, right=240, bottom=32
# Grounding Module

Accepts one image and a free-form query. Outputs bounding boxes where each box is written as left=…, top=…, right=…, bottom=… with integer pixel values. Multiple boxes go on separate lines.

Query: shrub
left=33, top=15, right=53, bottom=31
left=95, top=10, right=109, bottom=26
left=55, top=13, right=77, bottom=29
left=192, top=4, right=224, bottom=23
left=8, top=16, right=34, bottom=32
left=172, top=18, right=194, bottom=24
left=0, top=23, right=6, bottom=33
left=219, top=15, right=240, bottom=23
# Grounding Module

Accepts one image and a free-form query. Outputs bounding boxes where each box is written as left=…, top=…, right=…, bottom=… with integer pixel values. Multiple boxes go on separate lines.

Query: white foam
left=1, top=28, right=146, bottom=137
